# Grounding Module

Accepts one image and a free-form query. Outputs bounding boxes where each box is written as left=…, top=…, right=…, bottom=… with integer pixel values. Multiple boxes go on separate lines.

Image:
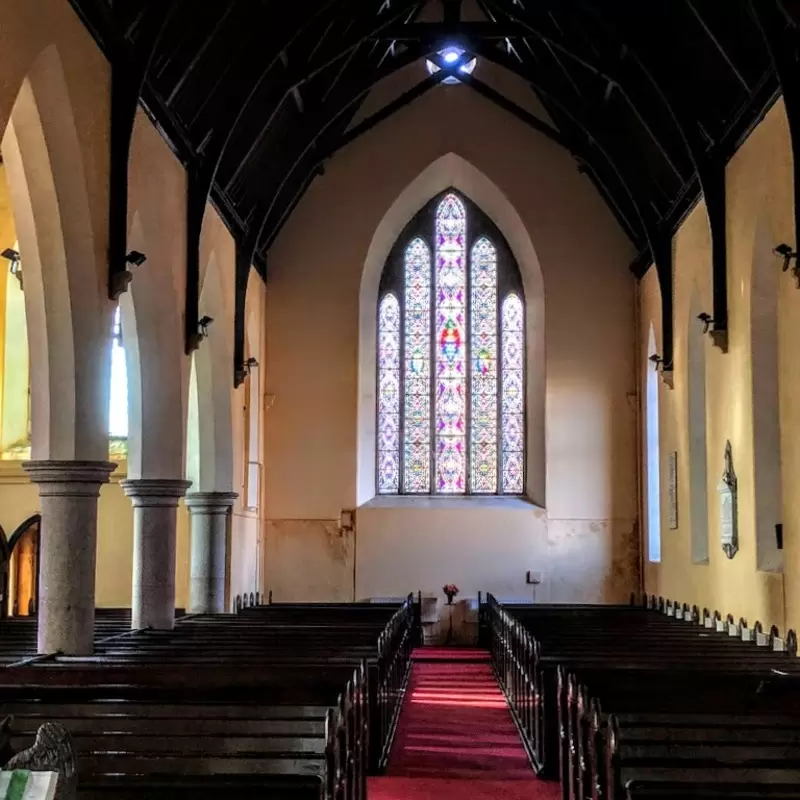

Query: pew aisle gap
left=369, top=648, right=559, bottom=800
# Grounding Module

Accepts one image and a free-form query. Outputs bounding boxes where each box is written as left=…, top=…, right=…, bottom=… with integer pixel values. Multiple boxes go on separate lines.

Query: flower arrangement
left=443, top=584, right=459, bottom=604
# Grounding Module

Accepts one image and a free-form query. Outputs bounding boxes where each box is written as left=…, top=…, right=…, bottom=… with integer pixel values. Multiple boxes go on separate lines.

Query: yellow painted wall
left=264, top=62, right=639, bottom=603
left=641, top=99, right=794, bottom=632
left=0, top=0, right=264, bottom=612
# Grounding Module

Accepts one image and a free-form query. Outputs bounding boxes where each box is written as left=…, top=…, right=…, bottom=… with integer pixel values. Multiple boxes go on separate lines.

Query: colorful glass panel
left=435, top=194, right=467, bottom=493
left=377, top=294, right=400, bottom=493
left=502, top=294, right=524, bottom=494
left=470, top=237, right=497, bottom=492
left=403, top=238, right=431, bottom=492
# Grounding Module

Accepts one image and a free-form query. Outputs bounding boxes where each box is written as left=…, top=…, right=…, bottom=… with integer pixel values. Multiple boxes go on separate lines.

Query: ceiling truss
left=66, top=0, right=793, bottom=385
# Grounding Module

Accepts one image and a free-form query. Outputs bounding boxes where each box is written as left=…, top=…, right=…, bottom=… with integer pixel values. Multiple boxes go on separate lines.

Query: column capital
left=121, top=478, right=192, bottom=508
left=22, top=460, right=116, bottom=497
left=185, top=492, right=238, bottom=514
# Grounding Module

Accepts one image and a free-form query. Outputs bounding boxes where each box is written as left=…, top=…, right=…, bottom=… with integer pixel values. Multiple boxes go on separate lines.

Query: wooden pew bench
left=0, top=666, right=367, bottom=800
left=562, top=668, right=800, bottom=800
left=622, top=780, right=800, bottom=799
left=606, top=713, right=800, bottom=800
left=584, top=708, right=800, bottom=800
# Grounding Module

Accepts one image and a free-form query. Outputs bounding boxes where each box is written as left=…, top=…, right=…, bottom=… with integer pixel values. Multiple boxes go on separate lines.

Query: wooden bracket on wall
left=751, top=1, right=800, bottom=272
left=108, top=71, right=139, bottom=301
left=650, top=234, right=674, bottom=390
left=184, top=167, right=206, bottom=354
left=702, top=159, right=729, bottom=353
left=102, top=4, right=182, bottom=302
left=233, top=240, right=253, bottom=388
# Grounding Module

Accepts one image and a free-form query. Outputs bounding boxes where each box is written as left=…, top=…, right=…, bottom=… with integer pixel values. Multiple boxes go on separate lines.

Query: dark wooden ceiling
left=67, top=0, right=800, bottom=378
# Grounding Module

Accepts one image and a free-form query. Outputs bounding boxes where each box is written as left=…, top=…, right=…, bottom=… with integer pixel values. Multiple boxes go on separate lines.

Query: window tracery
left=377, top=191, right=525, bottom=496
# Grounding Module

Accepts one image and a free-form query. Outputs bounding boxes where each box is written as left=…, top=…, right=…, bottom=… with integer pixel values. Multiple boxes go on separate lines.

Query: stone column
left=22, top=460, right=116, bottom=655
left=185, top=492, right=237, bottom=614
left=121, top=478, right=192, bottom=630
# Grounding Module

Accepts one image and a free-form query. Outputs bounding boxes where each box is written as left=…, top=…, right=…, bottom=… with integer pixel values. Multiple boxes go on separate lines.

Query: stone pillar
left=121, top=478, right=192, bottom=630
left=185, top=492, right=237, bottom=614
left=22, top=460, right=116, bottom=655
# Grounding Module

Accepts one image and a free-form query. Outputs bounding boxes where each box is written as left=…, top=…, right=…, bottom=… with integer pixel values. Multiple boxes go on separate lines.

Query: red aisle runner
left=368, top=650, right=560, bottom=800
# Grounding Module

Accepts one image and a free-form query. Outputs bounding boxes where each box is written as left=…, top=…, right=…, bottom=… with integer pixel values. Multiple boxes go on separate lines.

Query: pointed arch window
left=377, top=190, right=525, bottom=495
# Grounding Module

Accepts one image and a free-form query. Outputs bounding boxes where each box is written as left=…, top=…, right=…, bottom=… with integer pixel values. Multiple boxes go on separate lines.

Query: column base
left=122, top=478, right=192, bottom=630
left=22, top=460, right=116, bottom=656
left=186, top=492, right=237, bottom=614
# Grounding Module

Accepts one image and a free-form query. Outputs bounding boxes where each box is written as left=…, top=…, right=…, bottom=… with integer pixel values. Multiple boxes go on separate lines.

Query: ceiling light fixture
left=425, top=47, right=477, bottom=84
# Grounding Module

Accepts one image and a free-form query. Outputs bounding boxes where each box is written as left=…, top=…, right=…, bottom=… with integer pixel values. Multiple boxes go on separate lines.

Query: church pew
left=589, top=712, right=800, bottom=800
left=486, top=597, right=800, bottom=774
left=0, top=597, right=416, bottom=796
left=484, top=594, right=800, bottom=798
left=570, top=676, right=800, bottom=800
left=0, top=608, right=161, bottom=665
left=605, top=712, right=800, bottom=800
left=623, top=782, right=800, bottom=799
left=0, top=664, right=367, bottom=800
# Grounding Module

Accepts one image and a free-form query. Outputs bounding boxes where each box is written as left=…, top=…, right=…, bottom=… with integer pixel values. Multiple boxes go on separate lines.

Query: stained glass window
left=404, top=239, right=431, bottom=492
left=471, top=237, right=498, bottom=493
left=501, top=294, right=524, bottom=494
left=377, top=294, right=401, bottom=493
left=376, top=191, right=524, bottom=496
left=435, top=194, right=467, bottom=493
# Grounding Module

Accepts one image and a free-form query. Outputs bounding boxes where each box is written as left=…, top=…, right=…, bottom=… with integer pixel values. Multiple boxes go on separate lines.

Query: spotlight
left=1, top=248, right=22, bottom=288
left=697, top=312, right=713, bottom=334
left=243, top=357, right=259, bottom=376
left=774, top=243, right=797, bottom=272
left=648, top=353, right=664, bottom=371
left=198, top=315, right=214, bottom=340
left=125, top=250, right=147, bottom=267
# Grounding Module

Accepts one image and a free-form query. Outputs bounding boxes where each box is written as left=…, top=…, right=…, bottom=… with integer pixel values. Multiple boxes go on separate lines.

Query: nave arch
left=2, top=44, right=111, bottom=462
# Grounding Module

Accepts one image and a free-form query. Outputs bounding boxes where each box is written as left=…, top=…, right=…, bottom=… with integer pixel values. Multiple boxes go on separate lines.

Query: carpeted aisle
left=368, top=649, right=560, bottom=800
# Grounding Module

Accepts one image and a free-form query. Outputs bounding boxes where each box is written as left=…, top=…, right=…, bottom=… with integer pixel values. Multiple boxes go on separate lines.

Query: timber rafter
left=67, top=0, right=782, bottom=384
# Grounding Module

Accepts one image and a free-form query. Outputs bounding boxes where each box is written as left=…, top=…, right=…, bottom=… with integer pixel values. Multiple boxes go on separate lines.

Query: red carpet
left=412, top=647, right=490, bottom=662
left=369, top=650, right=560, bottom=800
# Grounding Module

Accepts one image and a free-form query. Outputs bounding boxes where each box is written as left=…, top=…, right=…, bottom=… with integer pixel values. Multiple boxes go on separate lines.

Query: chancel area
left=2, top=0, right=800, bottom=798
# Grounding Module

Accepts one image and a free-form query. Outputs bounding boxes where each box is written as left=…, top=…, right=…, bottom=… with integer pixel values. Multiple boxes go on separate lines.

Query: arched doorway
left=6, top=513, right=40, bottom=616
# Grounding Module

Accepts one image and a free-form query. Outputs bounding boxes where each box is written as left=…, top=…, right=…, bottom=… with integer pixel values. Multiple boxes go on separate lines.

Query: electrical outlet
left=526, top=570, right=543, bottom=585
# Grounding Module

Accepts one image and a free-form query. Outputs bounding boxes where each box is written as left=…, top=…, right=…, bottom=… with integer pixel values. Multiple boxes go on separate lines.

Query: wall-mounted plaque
left=717, top=440, right=738, bottom=559
left=667, top=451, right=678, bottom=530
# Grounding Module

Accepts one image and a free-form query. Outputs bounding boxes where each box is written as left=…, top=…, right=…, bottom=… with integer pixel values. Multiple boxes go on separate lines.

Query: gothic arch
left=358, top=153, right=545, bottom=506
left=1, top=45, right=110, bottom=460
left=751, top=211, right=783, bottom=573
left=187, top=252, right=234, bottom=492
left=122, top=211, right=187, bottom=479
left=687, top=290, right=709, bottom=564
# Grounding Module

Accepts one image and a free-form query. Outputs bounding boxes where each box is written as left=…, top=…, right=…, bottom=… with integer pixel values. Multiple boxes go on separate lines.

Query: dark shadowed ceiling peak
left=71, top=0, right=784, bottom=275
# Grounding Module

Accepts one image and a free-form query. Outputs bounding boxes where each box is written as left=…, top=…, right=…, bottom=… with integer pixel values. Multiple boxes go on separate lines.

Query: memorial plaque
left=667, top=451, right=678, bottom=529
left=717, top=440, right=738, bottom=559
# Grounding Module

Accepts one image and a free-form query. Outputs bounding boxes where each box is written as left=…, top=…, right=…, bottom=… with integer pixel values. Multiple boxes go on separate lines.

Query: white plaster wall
left=264, top=65, right=639, bottom=604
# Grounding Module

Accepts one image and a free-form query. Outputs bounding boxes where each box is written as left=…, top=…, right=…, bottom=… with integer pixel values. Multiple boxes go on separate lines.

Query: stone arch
left=121, top=211, right=186, bottom=479
left=187, top=252, right=234, bottom=492
left=751, top=211, right=783, bottom=573
left=357, top=152, right=545, bottom=505
left=0, top=44, right=110, bottom=460
left=687, top=290, right=709, bottom=564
